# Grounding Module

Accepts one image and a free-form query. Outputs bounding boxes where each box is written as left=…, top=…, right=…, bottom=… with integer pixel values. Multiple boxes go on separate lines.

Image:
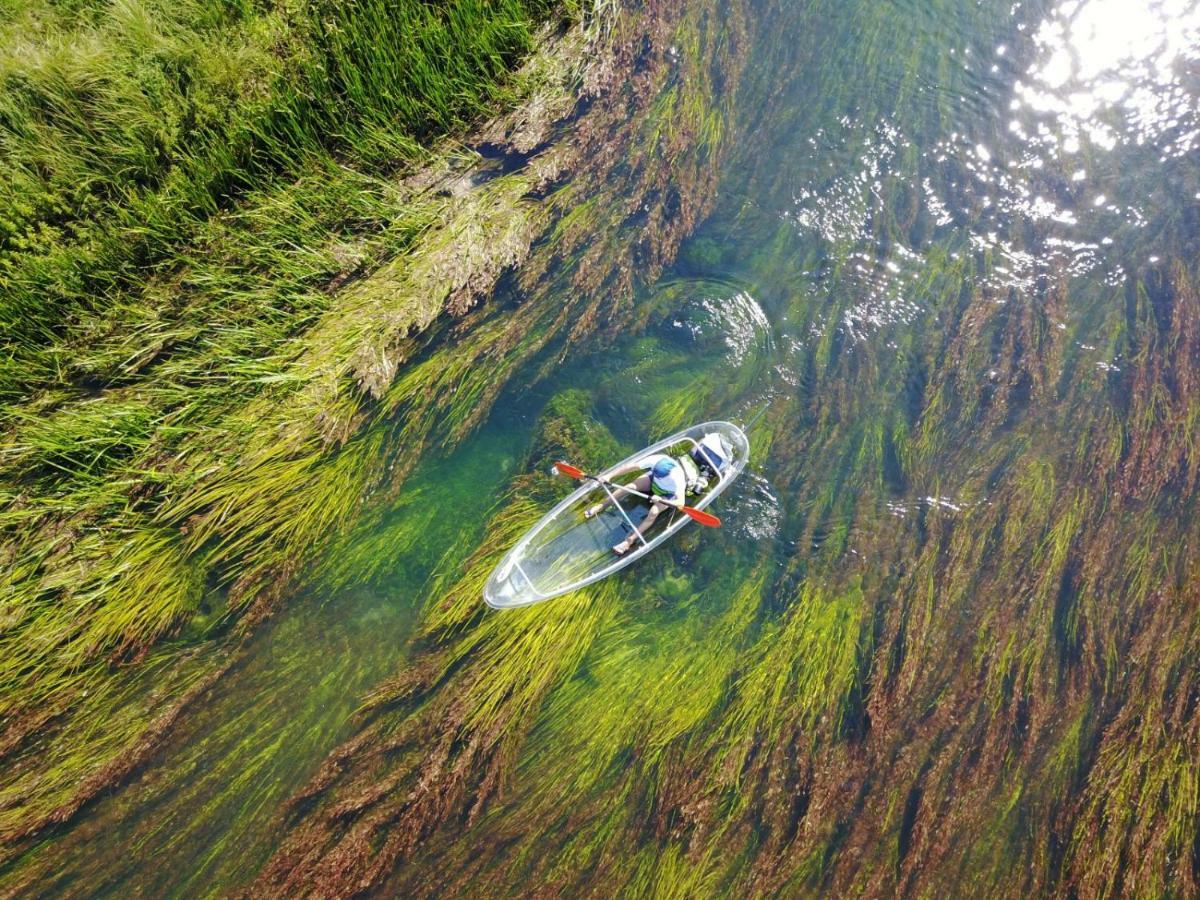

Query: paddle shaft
left=554, top=461, right=721, bottom=527
left=594, top=477, right=664, bottom=504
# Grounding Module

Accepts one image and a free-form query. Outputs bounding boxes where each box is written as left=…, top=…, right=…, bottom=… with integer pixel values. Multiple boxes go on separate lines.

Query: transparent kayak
left=484, top=421, right=750, bottom=609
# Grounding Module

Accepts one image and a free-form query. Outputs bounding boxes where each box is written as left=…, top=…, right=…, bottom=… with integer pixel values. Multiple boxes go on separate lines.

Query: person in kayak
left=584, top=456, right=687, bottom=555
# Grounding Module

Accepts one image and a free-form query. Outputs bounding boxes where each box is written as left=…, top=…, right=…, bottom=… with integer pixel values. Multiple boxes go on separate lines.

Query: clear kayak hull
left=483, top=421, right=750, bottom=609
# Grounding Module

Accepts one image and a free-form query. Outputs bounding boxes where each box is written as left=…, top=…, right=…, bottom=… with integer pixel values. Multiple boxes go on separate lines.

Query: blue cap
left=651, top=458, right=678, bottom=496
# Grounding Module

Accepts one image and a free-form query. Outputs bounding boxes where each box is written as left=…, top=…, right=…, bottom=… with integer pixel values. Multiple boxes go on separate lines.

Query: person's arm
left=605, top=462, right=643, bottom=482
left=585, top=463, right=644, bottom=517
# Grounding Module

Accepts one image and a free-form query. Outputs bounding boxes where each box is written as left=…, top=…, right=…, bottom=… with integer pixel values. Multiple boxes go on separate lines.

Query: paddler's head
left=651, top=458, right=678, bottom=495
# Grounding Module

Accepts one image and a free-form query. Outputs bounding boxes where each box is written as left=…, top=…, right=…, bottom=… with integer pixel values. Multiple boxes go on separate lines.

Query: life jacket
left=677, top=453, right=704, bottom=495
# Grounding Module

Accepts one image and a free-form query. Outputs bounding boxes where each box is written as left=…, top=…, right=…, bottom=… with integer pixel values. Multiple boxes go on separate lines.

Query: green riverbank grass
left=0, top=0, right=600, bottom=845
left=0, top=0, right=558, bottom=360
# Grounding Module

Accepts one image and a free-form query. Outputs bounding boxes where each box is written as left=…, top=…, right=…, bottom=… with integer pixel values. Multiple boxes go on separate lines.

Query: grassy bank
left=0, top=0, right=597, bottom=844
left=1, top=0, right=564, bottom=383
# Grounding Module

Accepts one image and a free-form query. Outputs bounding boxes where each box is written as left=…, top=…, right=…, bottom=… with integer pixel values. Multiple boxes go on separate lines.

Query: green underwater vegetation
left=4, top=0, right=1200, bottom=895
left=0, top=0, right=745, bottom=863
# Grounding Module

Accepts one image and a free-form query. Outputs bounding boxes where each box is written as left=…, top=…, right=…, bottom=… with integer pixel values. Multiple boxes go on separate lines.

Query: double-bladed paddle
left=554, top=461, right=722, bottom=527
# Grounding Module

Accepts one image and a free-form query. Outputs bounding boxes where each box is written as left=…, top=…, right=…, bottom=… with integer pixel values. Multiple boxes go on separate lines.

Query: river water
left=9, top=0, right=1200, bottom=894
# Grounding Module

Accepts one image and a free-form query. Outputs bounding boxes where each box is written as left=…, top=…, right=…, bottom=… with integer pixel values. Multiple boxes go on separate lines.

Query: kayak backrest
left=691, top=432, right=729, bottom=475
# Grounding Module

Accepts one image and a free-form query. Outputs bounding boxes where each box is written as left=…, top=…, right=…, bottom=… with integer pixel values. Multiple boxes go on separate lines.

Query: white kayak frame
left=483, top=421, right=750, bottom=609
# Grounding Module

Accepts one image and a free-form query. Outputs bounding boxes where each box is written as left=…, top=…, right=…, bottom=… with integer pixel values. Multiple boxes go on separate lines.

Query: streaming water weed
left=7, top=0, right=1200, bottom=894
left=0, top=0, right=620, bottom=845
left=224, top=0, right=1200, bottom=895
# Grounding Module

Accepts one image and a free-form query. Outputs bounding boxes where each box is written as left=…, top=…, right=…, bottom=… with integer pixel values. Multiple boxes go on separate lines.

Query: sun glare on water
left=1015, top=0, right=1200, bottom=155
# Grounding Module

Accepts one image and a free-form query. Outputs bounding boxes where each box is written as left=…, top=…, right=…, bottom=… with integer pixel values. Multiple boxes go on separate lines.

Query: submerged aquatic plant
left=8, top=0, right=1200, bottom=895
left=0, top=0, right=747, bottom=857
left=231, top=0, right=1200, bottom=896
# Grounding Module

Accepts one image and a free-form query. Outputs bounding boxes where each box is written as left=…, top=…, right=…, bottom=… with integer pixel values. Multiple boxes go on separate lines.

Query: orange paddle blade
left=554, top=461, right=586, bottom=479
left=682, top=506, right=721, bottom=527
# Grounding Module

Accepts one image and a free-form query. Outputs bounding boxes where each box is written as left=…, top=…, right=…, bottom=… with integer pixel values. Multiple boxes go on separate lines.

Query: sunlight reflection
left=785, top=0, right=1200, bottom=344
left=1014, top=0, right=1200, bottom=155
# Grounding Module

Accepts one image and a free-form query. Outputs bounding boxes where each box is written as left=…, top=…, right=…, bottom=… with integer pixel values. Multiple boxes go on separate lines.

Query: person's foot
left=584, top=503, right=604, bottom=519
left=612, top=538, right=633, bottom=556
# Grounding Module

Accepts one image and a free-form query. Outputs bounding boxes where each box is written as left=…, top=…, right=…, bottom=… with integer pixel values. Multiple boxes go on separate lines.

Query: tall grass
left=0, top=0, right=557, bottom=394
left=0, top=0, right=589, bottom=842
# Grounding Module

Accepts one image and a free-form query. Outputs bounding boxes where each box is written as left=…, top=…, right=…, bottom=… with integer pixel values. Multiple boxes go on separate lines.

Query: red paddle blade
left=554, top=461, right=586, bottom=479
left=683, top=506, right=721, bottom=527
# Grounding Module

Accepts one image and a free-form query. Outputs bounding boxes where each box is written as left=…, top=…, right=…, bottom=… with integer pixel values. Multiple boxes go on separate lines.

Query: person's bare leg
left=614, top=480, right=662, bottom=554
left=587, top=474, right=652, bottom=518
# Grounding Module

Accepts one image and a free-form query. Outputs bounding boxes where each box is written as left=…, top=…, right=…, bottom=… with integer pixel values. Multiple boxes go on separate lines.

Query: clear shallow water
left=5, top=427, right=536, bottom=895
left=15, top=592, right=411, bottom=897
left=9, top=0, right=1200, bottom=893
